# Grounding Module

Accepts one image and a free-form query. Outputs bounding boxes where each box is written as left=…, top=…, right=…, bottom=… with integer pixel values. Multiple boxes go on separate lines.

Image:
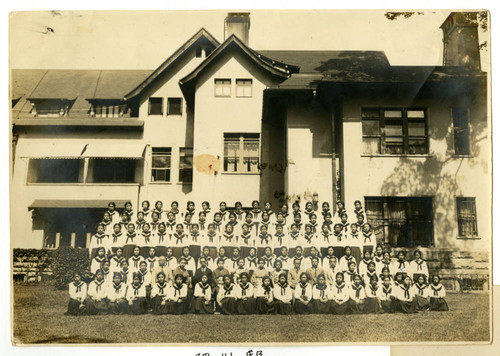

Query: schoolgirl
left=292, top=246, right=306, bottom=268
left=321, top=202, right=331, bottom=222
left=212, top=212, right=223, bottom=233
left=241, top=213, right=255, bottom=238
left=339, top=213, right=350, bottom=234
left=354, top=200, right=364, bottom=217
left=183, top=212, right=194, bottom=233
left=323, top=213, right=334, bottom=231
left=344, top=261, right=358, bottom=284
left=89, top=223, right=109, bottom=259
left=234, top=201, right=245, bottom=222
left=293, top=272, right=313, bottom=314
left=319, top=224, right=333, bottom=258
left=139, top=200, right=151, bottom=223
left=172, top=224, right=189, bottom=259
left=90, top=247, right=107, bottom=275
left=233, top=258, right=249, bottom=284
left=273, top=272, right=293, bottom=315
left=379, top=267, right=394, bottom=285
left=135, top=211, right=147, bottom=232
left=181, top=247, right=197, bottom=275
left=260, top=212, right=272, bottom=235
left=239, top=223, right=255, bottom=258
left=100, top=212, right=113, bottom=236
left=348, top=274, right=366, bottom=314
left=274, top=213, right=286, bottom=236
left=302, top=224, right=318, bottom=257
left=204, top=223, right=219, bottom=260
left=189, top=223, right=202, bottom=261
left=393, top=272, right=404, bottom=288
left=392, top=250, right=410, bottom=276
left=377, top=276, right=395, bottom=313
left=221, top=223, right=237, bottom=255
left=251, top=258, right=270, bottom=287
left=109, top=223, right=124, bottom=254
left=66, top=272, right=87, bottom=316
left=118, top=212, right=130, bottom=234
left=271, top=259, right=285, bottom=286
left=165, top=211, right=177, bottom=238
left=201, top=201, right=212, bottom=222
left=123, top=223, right=138, bottom=260
left=124, top=201, right=134, bottom=222
left=165, top=274, right=188, bottom=315
left=256, top=225, right=273, bottom=258
left=263, top=201, right=275, bottom=224
left=261, top=247, right=275, bottom=272
left=325, top=257, right=341, bottom=286
left=339, top=246, right=357, bottom=272
left=150, top=271, right=169, bottom=314
left=216, top=247, right=229, bottom=271
left=250, top=200, right=262, bottom=230
left=140, top=222, right=153, bottom=257
left=409, top=250, right=429, bottom=282
left=291, top=202, right=301, bottom=219
left=330, top=272, right=350, bottom=314
left=193, top=273, right=214, bottom=314
left=364, top=275, right=381, bottom=314
left=145, top=247, right=158, bottom=272
left=292, top=213, right=303, bottom=233
left=198, top=246, right=215, bottom=271
left=86, top=269, right=108, bottom=315
left=429, top=275, right=449, bottom=311
left=198, top=212, right=208, bottom=232
left=245, top=247, right=258, bottom=277
left=346, top=223, right=362, bottom=263
left=218, top=201, right=228, bottom=223
left=227, top=212, right=240, bottom=235
left=128, top=246, right=145, bottom=274
left=164, top=247, right=178, bottom=269
left=153, top=200, right=164, bottom=221
left=288, top=223, right=302, bottom=253
left=217, top=274, right=237, bottom=315
left=150, top=212, right=161, bottom=232
left=100, top=260, right=112, bottom=283
left=153, top=222, right=168, bottom=257
left=184, top=200, right=196, bottom=222
left=394, top=275, right=417, bottom=313
left=279, top=203, right=290, bottom=225
left=336, top=201, right=346, bottom=219
left=228, top=248, right=243, bottom=273
left=235, top=272, right=255, bottom=314
left=377, top=251, right=393, bottom=276
left=119, top=260, right=131, bottom=285
left=276, top=246, right=291, bottom=272
left=361, top=223, right=376, bottom=253
left=255, top=275, right=276, bottom=314
left=106, top=202, right=120, bottom=224
left=169, top=201, right=180, bottom=217
left=358, top=249, right=374, bottom=281
left=312, top=274, right=330, bottom=314
left=107, top=272, right=128, bottom=315
left=412, top=275, right=430, bottom=311
left=332, top=223, right=345, bottom=258
left=304, top=202, right=315, bottom=220
left=363, top=261, right=378, bottom=287
left=137, top=260, right=152, bottom=287
left=354, top=214, right=365, bottom=232
left=373, top=245, right=384, bottom=265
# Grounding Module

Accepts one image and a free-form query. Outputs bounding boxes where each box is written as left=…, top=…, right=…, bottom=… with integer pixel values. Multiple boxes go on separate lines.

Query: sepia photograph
left=9, top=9, right=491, bottom=344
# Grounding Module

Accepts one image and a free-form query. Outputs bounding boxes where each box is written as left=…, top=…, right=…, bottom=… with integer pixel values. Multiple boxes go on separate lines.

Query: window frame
left=235, top=79, right=253, bottom=98
left=223, top=133, right=260, bottom=174
left=361, top=107, right=429, bottom=155
left=456, top=197, right=478, bottom=238
left=167, top=97, right=183, bottom=116
left=151, top=147, right=172, bottom=183
left=148, top=97, right=164, bottom=116
left=451, top=107, right=472, bottom=156
left=26, top=158, right=83, bottom=184
left=91, top=158, right=137, bottom=184
left=214, top=79, right=231, bottom=97
left=178, top=147, right=193, bottom=184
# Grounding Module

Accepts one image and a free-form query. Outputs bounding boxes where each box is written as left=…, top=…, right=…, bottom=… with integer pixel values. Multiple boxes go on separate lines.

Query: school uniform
left=153, top=231, right=168, bottom=257
left=345, top=231, right=362, bottom=263
left=101, top=220, right=114, bottom=237
left=409, top=258, right=429, bottom=282
left=171, top=232, right=189, bottom=259
left=362, top=231, right=376, bottom=254
left=193, top=266, right=213, bottom=287
left=412, top=282, right=430, bottom=311
left=189, top=231, right=202, bottom=261
left=270, top=269, right=285, bottom=286
left=377, top=284, right=395, bottom=313
left=235, top=282, right=256, bottom=314
left=364, top=284, right=381, bottom=313
left=330, top=282, right=350, bottom=314
left=394, top=284, right=417, bottom=313
left=86, top=279, right=108, bottom=315
left=193, top=282, right=214, bottom=314
left=212, top=220, right=223, bottom=234
left=429, top=283, right=449, bottom=311
left=197, top=218, right=208, bottom=233
left=306, top=266, right=325, bottom=285
left=255, top=284, right=276, bottom=314
left=172, top=267, right=191, bottom=289
left=233, top=267, right=249, bottom=284
left=67, top=281, right=87, bottom=316
left=107, top=209, right=120, bottom=225
left=164, top=255, right=178, bottom=270
left=251, top=267, right=269, bottom=288
left=273, top=281, right=294, bottom=315
left=319, top=231, right=333, bottom=258
left=101, top=268, right=112, bottom=284
left=182, top=255, right=197, bottom=276
left=107, top=282, right=128, bottom=314
left=250, top=209, right=262, bottom=235
left=301, top=232, right=318, bottom=257
left=239, top=231, right=254, bottom=258
left=348, top=283, right=366, bottom=314
left=391, top=259, right=411, bottom=277
left=358, top=259, right=372, bottom=281
left=272, top=232, right=286, bottom=256
left=262, top=255, right=275, bottom=272
left=218, top=210, right=229, bottom=223
left=123, top=232, right=139, bottom=260
left=165, top=283, right=188, bottom=315
left=135, top=218, right=147, bottom=233
left=152, top=208, right=164, bottom=221
left=89, top=233, right=109, bottom=259
left=109, top=232, right=124, bottom=254
left=165, top=220, right=177, bottom=239
left=128, top=255, right=145, bottom=274
left=220, top=232, right=237, bottom=257
left=312, top=284, right=330, bottom=314
left=293, top=282, right=313, bottom=314
left=344, top=270, right=357, bottom=284
left=234, top=210, right=245, bottom=223
left=217, top=283, right=237, bottom=314
left=212, top=267, right=230, bottom=294
left=332, top=231, right=345, bottom=258
left=260, top=219, right=273, bottom=235
left=120, top=268, right=132, bottom=286
left=203, top=231, right=219, bottom=260
left=151, top=265, right=173, bottom=286
left=276, top=255, right=292, bottom=272
left=287, top=232, right=302, bottom=255
left=376, top=259, right=394, bottom=276
left=90, top=256, right=107, bottom=275
left=137, top=269, right=152, bottom=288
left=245, top=256, right=258, bottom=278
left=256, top=233, right=273, bottom=258
left=339, top=255, right=357, bottom=273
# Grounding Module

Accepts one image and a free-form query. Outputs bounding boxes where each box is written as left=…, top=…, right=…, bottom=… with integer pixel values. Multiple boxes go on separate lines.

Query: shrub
left=51, top=247, right=90, bottom=290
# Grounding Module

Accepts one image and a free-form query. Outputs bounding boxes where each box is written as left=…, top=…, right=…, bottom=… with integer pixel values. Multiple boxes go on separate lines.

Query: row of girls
left=90, top=200, right=377, bottom=264
left=68, top=255, right=448, bottom=316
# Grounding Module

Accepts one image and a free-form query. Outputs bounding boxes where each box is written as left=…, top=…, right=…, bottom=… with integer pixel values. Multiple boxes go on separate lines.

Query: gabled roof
left=123, top=28, right=220, bottom=100
left=179, top=35, right=300, bottom=92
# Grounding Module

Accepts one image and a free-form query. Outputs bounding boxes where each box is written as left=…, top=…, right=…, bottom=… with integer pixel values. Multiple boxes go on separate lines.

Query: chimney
left=224, top=12, right=250, bottom=46
left=440, top=12, right=481, bottom=69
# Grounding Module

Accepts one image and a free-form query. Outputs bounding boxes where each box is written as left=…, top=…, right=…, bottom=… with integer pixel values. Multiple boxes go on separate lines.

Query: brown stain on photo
left=193, top=154, right=221, bottom=175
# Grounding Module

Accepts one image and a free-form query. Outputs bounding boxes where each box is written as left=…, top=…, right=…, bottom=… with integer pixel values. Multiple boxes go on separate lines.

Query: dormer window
left=89, top=100, right=127, bottom=118
left=29, top=99, right=73, bottom=117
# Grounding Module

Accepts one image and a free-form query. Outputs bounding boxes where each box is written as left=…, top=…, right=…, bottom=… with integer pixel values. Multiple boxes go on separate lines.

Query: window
left=30, top=99, right=72, bottom=117
left=215, top=79, right=231, bottom=97
left=236, top=79, right=252, bottom=97
left=27, top=159, right=81, bottom=183
left=151, top=147, right=171, bottom=182
left=452, top=107, right=471, bottom=155
left=90, top=101, right=127, bottom=118
left=365, top=197, right=434, bottom=247
left=167, top=98, right=182, bottom=116
left=223, top=133, right=260, bottom=173
left=148, top=97, right=163, bottom=115
left=91, top=159, right=137, bottom=183
left=456, top=197, right=478, bottom=237
left=179, top=147, right=193, bottom=183
left=361, top=108, right=428, bottom=155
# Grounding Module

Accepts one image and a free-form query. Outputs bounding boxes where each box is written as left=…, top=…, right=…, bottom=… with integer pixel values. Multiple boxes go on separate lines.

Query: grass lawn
left=12, top=282, right=490, bottom=344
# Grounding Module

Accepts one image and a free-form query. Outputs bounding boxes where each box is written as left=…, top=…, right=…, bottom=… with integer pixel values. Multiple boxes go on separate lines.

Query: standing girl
left=123, top=223, right=138, bottom=260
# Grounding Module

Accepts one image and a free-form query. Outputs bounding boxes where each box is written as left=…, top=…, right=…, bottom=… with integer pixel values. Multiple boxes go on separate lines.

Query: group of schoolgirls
left=89, top=199, right=379, bottom=267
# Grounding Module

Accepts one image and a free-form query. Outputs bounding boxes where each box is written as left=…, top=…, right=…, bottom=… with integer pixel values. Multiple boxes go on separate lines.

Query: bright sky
left=9, top=10, right=489, bottom=70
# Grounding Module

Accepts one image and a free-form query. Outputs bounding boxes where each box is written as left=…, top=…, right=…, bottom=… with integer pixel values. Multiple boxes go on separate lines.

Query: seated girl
left=394, top=275, right=417, bottom=314
left=123, top=224, right=138, bottom=260
left=271, top=259, right=285, bottom=286
left=165, top=273, right=188, bottom=315
left=150, top=271, right=169, bottom=315
left=85, top=269, right=108, bottom=315
left=245, top=247, right=258, bottom=279
left=412, top=275, right=430, bottom=311
left=90, top=247, right=107, bottom=276
left=339, top=246, right=357, bottom=273
left=107, top=272, right=128, bottom=315
left=361, top=223, right=376, bottom=254
left=312, top=274, right=330, bottom=314
left=429, top=275, right=449, bottom=311
left=330, top=272, right=350, bottom=315
left=293, top=272, right=313, bottom=314
left=235, top=272, right=255, bottom=315
left=377, top=275, right=395, bottom=313
left=110, top=247, right=125, bottom=273
left=364, top=275, right=381, bottom=314
left=251, top=258, right=270, bottom=287
left=193, top=273, right=214, bottom=314
left=66, top=272, right=87, bottom=316
left=233, top=258, right=249, bottom=284
left=255, top=276, right=276, bottom=314
left=409, top=250, right=429, bottom=283
left=239, top=223, right=254, bottom=258
left=172, top=224, right=188, bottom=259
left=348, top=274, right=366, bottom=314
left=217, top=274, right=237, bottom=315
left=126, top=272, right=147, bottom=315
left=273, top=272, right=293, bottom=315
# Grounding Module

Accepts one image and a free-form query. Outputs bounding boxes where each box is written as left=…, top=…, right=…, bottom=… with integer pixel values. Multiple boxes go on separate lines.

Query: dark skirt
left=240, top=246, right=252, bottom=258
left=155, top=246, right=168, bottom=257
left=66, top=298, right=85, bottom=316
left=348, top=299, right=364, bottom=314
left=122, top=244, right=137, bottom=260
left=219, top=297, right=237, bottom=315
left=172, top=247, right=185, bottom=260
left=256, top=297, right=276, bottom=314
left=151, top=295, right=168, bottom=314
left=294, top=300, right=312, bottom=314
left=193, top=297, right=214, bottom=314
left=275, top=300, right=294, bottom=315
left=108, top=300, right=128, bottom=315
left=394, top=299, right=418, bottom=313
left=380, top=299, right=394, bottom=313
left=85, top=298, right=108, bottom=315
left=330, top=300, right=349, bottom=314
left=351, top=247, right=362, bottom=265
left=166, top=299, right=187, bottom=315
left=256, top=247, right=267, bottom=258
left=319, top=248, right=330, bottom=259
left=237, top=297, right=256, bottom=314
left=208, top=247, right=218, bottom=260
left=364, top=297, right=381, bottom=314
left=128, top=297, right=147, bottom=315
left=362, top=245, right=374, bottom=254
left=333, top=247, right=344, bottom=260
left=312, top=299, right=330, bottom=314
left=429, top=297, right=449, bottom=311
left=415, top=295, right=430, bottom=311
left=141, top=246, right=152, bottom=258
left=190, top=245, right=201, bottom=262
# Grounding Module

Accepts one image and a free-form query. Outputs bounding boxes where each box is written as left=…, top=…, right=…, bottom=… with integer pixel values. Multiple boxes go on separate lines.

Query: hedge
left=51, top=247, right=91, bottom=290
